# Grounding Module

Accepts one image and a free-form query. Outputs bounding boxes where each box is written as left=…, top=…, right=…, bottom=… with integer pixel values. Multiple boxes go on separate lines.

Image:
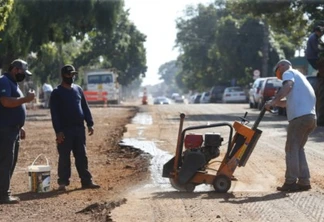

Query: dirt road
left=0, top=105, right=150, bottom=222
left=112, top=103, right=324, bottom=222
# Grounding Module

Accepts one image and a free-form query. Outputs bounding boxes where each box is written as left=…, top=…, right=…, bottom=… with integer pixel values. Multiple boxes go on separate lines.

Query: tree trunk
left=261, top=22, right=269, bottom=77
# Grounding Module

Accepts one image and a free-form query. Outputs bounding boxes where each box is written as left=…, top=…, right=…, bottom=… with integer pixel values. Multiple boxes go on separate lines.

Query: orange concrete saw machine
left=162, top=108, right=267, bottom=193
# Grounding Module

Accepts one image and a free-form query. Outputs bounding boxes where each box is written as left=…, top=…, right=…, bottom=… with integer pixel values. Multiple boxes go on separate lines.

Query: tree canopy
left=0, top=0, right=147, bottom=87
left=165, top=0, right=324, bottom=92
left=0, top=0, right=13, bottom=32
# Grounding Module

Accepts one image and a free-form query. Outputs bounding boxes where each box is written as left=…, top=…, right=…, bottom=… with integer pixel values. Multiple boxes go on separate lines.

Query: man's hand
left=25, top=89, right=36, bottom=103
left=88, top=126, right=94, bottom=136
left=56, top=132, right=65, bottom=144
left=20, top=127, right=26, bottom=140
left=265, top=100, right=274, bottom=111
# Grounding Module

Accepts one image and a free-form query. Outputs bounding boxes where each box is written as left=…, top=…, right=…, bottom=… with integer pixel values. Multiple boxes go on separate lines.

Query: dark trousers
left=307, top=58, right=318, bottom=70
left=316, top=77, right=324, bottom=126
left=0, top=127, right=20, bottom=197
left=57, top=128, right=92, bottom=186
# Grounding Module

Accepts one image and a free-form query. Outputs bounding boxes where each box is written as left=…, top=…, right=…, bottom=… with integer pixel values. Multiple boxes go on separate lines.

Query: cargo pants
left=285, top=114, right=316, bottom=185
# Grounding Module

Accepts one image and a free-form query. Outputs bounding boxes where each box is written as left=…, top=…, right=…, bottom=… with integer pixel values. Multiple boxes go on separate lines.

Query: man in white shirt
left=42, top=83, right=53, bottom=108
left=265, top=59, right=316, bottom=192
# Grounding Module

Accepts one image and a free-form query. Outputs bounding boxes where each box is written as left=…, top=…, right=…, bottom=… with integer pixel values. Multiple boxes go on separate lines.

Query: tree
left=175, top=2, right=283, bottom=91
left=75, top=10, right=147, bottom=86
left=176, top=4, right=222, bottom=90
left=0, top=0, right=122, bottom=69
left=158, top=60, right=183, bottom=95
left=0, top=0, right=13, bottom=32
left=227, top=0, right=308, bottom=59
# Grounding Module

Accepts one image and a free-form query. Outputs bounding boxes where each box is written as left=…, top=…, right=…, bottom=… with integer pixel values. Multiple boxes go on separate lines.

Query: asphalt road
left=112, top=103, right=324, bottom=222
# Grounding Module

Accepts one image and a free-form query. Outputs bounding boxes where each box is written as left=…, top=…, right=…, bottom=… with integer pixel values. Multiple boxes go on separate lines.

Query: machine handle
left=173, top=113, right=186, bottom=171
left=252, top=107, right=266, bottom=130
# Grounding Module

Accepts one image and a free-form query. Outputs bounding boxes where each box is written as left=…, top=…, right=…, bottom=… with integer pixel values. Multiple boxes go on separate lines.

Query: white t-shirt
left=42, top=83, right=53, bottom=92
left=282, top=69, right=316, bottom=121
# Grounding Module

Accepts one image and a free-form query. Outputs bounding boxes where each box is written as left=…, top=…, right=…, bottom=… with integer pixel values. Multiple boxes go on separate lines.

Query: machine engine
left=184, top=133, right=223, bottom=163
left=177, top=133, right=223, bottom=184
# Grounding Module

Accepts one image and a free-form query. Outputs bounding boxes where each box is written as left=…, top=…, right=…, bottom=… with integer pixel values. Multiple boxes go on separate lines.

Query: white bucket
left=28, top=154, right=51, bottom=193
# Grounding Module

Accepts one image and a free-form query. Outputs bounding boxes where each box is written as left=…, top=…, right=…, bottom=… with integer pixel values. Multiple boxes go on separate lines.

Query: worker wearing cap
left=0, top=59, right=35, bottom=204
left=49, top=64, right=100, bottom=191
left=306, top=26, right=323, bottom=70
left=265, top=59, right=316, bottom=192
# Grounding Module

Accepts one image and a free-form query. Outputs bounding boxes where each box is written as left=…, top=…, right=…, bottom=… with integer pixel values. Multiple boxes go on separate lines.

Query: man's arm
left=0, top=92, right=35, bottom=108
left=266, top=80, right=293, bottom=109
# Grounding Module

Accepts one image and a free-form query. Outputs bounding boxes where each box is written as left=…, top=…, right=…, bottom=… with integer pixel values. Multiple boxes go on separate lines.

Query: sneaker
left=277, top=182, right=299, bottom=192
left=81, top=182, right=100, bottom=189
left=297, top=184, right=312, bottom=191
left=0, top=195, right=20, bottom=204
left=57, top=184, right=66, bottom=191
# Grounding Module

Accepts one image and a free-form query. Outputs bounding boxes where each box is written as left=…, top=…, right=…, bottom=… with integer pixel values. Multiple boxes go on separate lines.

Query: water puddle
left=120, top=112, right=212, bottom=191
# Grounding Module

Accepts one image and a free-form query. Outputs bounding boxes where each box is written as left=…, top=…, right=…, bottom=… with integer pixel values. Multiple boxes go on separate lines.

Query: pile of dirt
left=1, top=105, right=150, bottom=222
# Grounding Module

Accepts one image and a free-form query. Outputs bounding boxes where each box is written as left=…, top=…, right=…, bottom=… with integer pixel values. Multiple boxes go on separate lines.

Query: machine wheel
left=169, top=178, right=196, bottom=192
left=213, top=175, right=231, bottom=193
left=184, top=183, right=196, bottom=192
left=169, top=178, right=186, bottom=191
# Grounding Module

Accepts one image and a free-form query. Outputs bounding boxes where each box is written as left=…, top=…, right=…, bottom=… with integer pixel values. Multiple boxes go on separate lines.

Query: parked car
left=171, top=93, right=180, bottom=100
left=209, top=85, right=227, bottom=103
left=174, top=95, right=185, bottom=103
left=222, top=86, right=247, bottom=103
left=199, top=91, right=211, bottom=103
left=189, top=93, right=202, bottom=104
left=248, top=77, right=266, bottom=108
left=153, top=96, right=170, bottom=105
left=257, top=77, right=283, bottom=110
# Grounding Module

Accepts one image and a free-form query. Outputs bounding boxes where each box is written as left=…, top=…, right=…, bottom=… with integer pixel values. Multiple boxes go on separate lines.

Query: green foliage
left=0, top=0, right=146, bottom=89
left=158, top=60, right=182, bottom=94
left=171, top=0, right=317, bottom=92
left=0, top=0, right=122, bottom=71
left=0, top=0, right=13, bottom=32
left=175, top=3, right=278, bottom=90
left=75, top=10, right=147, bottom=86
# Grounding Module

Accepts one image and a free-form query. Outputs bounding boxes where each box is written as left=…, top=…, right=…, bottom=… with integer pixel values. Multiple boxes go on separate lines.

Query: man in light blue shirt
left=265, top=59, right=316, bottom=192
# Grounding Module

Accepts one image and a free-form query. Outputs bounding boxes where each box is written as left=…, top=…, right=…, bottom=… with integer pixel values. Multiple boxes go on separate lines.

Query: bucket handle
left=31, top=154, right=49, bottom=166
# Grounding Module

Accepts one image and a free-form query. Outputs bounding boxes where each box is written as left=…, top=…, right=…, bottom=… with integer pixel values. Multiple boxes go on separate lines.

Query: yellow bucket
left=28, top=154, right=51, bottom=193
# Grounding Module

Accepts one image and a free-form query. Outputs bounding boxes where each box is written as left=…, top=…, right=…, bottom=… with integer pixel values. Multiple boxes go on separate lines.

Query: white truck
left=83, top=69, right=120, bottom=104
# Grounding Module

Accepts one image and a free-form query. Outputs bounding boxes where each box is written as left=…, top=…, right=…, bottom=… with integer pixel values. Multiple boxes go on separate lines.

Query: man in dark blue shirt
left=0, top=59, right=35, bottom=204
left=50, top=64, right=100, bottom=191
left=306, top=26, right=323, bottom=70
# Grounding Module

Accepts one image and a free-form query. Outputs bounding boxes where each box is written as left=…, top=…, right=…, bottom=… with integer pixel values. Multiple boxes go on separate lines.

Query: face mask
left=63, top=76, right=74, bottom=85
left=15, top=73, right=26, bottom=82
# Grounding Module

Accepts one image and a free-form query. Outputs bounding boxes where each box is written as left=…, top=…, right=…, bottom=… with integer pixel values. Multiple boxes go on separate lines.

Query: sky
left=124, top=0, right=213, bottom=86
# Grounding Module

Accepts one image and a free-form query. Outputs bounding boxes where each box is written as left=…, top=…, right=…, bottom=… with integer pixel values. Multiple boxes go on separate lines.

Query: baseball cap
left=314, top=26, right=323, bottom=32
left=274, top=59, right=292, bottom=71
left=10, top=59, right=32, bottom=76
left=61, top=65, right=78, bottom=75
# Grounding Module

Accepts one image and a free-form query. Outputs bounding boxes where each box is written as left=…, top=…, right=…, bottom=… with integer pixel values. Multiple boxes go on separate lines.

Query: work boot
left=57, top=184, right=66, bottom=191
left=81, top=182, right=100, bottom=189
left=0, top=195, right=20, bottom=204
left=276, top=182, right=299, bottom=192
left=297, top=184, right=312, bottom=191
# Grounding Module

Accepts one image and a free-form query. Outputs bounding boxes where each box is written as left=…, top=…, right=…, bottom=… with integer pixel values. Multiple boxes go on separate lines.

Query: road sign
left=253, top=70, right=260, bottom=77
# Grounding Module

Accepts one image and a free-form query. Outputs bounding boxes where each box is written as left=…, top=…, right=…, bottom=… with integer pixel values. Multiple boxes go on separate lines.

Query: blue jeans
left=285, top=114, right=316, bottom=185
left=0, top=127, right=20, bottom=197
